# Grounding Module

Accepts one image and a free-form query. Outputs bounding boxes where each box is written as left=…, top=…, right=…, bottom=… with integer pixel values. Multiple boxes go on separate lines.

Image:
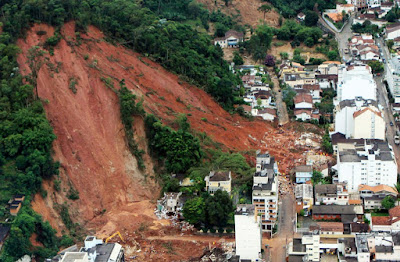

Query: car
left=383, top=58, right=386, bottom=63
left=390, top=121, right=394, bottom=126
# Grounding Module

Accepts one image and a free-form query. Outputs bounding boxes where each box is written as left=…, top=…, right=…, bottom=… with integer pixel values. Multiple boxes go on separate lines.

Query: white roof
left=338, top=65, right=376, bottom=101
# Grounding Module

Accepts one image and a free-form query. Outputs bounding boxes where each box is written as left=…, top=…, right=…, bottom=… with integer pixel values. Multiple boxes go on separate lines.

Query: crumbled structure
left=252, top=152, right=279, bottom=235
left=156, top=192, right=184, bottom=219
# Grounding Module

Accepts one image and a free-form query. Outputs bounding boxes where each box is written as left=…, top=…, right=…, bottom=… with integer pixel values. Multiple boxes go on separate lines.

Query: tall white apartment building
left=386, top=56, right=400, bottom=103
left=252, top=152, right=279, bottom=234
left=336, top=64, right=377, bottom=103
left=234, top=204, right=262, bottom=261
left=334, top=98, right=385, bottom=140
left=336, top=140, right=397, bottom=192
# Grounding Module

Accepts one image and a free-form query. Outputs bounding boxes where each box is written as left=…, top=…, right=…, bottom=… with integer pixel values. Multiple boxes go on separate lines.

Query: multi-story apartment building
left=234, top=204, right=262, bottom=261
left=334, top=98, right=385, bottom=140
left=336, top=140, right=397, bottom=192
left=385, top=56, right=400, bottom=103
left=252, top=152, right=279, bottom=234
left=336, top=64, right=377, bottom=103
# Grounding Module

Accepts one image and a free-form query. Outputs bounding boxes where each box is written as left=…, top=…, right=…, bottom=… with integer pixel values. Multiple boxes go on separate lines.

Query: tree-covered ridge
left=1, top=0, right=241, bottom=110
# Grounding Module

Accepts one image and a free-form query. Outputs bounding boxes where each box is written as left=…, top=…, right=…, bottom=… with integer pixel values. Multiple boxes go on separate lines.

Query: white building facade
left=234, top=205, right=262, bottom=261
left=336, top=140, right=398, bottom=192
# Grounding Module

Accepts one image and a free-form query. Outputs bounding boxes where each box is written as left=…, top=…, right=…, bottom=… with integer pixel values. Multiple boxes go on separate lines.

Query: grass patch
left=371, top=211, right=389, bottom=217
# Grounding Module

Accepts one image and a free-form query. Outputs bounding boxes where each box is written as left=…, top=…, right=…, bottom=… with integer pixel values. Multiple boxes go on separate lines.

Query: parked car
left=390, top=121, right=394, bottom=126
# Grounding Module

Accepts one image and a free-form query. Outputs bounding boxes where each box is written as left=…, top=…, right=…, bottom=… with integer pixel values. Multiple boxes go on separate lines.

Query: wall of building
left=235, top=214, right=262, bottom=260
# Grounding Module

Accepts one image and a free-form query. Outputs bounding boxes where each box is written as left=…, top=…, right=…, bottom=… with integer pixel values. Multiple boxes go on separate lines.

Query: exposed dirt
left=197, top=0, right=280, bottom=28
left=270, top=40, right=328, bottom=61
left=17, top=22, right=323, bottom=261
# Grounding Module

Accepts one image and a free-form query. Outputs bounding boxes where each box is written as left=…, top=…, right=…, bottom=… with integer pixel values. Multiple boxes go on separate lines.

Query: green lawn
left=371, top=211, right=389, bottom=217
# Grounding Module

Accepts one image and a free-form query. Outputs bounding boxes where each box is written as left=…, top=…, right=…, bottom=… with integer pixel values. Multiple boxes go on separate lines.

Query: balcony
left=269, top=206, right=276, bottom=210
left=254, top=201, right=265, bottom=205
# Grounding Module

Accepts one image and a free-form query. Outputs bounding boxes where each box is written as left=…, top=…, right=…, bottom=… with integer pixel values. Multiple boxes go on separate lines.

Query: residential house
left=302, top=84, right=322, bottom=103
left=287, top=232, right=320, bottom=262
left=336, top=64, right=377, bottom=103
left=336, top=139, right=397, bottom=192
left=316, top=62, right=339, bottom=89
left=347, top=0, right=367, bottom=9
left=371, top=206, right=400, bottom=232
left=282, top=71, right=316, bottom=88
left=234, top=204, right=262, bottom=261
left=315, top=184, right=350, bottom=205
left=9, top=194, right=25, bottom=216
left=297, top=12, right=306, bottom=21
left=252, top=153, right=279, bottom=234
left=157, top=192, right=183, bottom=214
left=312, top=205, right=364, bottom=222
left=360, top=49, right=380, bottom=61
left=295, top=184, right=313, bottom=215
left=204, top=171, right=232, bottom=195
left=327, top=13, right=343, bottom=23
left=315, top=222, right=344, bottom=235
left=337, top=4, right=355, bottom=14
left=334, top=98, right=385, bottom=140
left=294, top=165, right=313, bottom=184
left=353, top=13, right=386, bottom=27
left=213, top=30, right=244, bottom=48
left=254, top=90, right=272, bottom=107
left=294, top=109, right=320, bottom=122
left=252, top=108, right=276, bottom=121
left=381, top=1, right=394, bottom=11
left=294, top=93, right=313, bottom=109
left=365, top=7, right=387, bottom=18
left=358, top=184, right=398, bottom=210
left=387, top=24, right=400, bottom=40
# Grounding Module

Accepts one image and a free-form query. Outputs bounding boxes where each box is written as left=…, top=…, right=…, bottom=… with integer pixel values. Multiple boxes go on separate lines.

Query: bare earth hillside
left=197, top=0, right=280, bottom=27
left=17, top=22, right=321, bottom=261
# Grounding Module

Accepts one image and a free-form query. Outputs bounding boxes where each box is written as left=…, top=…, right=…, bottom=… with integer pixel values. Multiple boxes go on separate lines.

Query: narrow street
left=269, top=69, right=289, bottom=126
left=264, top=178, right=295, bottom=262
left=335, top=16, right=353, bottom=61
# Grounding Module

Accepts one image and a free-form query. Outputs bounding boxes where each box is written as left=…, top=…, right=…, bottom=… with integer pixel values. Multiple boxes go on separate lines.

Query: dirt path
left=269, top=69, right=289, bottom=125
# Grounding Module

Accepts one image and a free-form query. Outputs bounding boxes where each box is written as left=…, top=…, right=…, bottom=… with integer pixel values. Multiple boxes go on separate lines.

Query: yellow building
left=205, top=171, right=231, bottom=195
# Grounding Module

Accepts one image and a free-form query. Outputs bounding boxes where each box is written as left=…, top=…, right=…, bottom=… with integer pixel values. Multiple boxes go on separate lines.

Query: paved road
left=269, top=69, right=289, bottom=126
left=375, top=38, right=400, bottom=172
left=263, top=179, right=295, bottom=262
left=335, top=16, right=353, bottom=62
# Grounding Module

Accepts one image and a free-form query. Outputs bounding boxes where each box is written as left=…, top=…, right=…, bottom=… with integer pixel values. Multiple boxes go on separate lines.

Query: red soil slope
left=17, top=22, right=319, bottom=245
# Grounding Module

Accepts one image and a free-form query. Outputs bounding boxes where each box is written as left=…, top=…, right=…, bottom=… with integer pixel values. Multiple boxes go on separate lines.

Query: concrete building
left=358, top=184, right=398, bottom=210
left=385, top=55, right=400, bottom=103
left=371, top=206, right=400, bottom=232
left=295, top=184, right=313, bottom=215
left=60, top=253, right=89, bottom=262
left=205, top=171, right=232, bottom=195
left=294, top=165, right=313, bottom=184
left=234, top=204, right=262, bottom=261
left=287, top=232, right=320, bottom=262
left=336, top=140, right=397, bottom=192
left=336, top=64, right=376, bottom=103
left=355, top=234, right=371, bottom=262
left=314, top=184, right=350, bottom=205
left=386, top=24, right=400, bottom=40
left=252, top=154, right=279, bottom=233
left=334, top=98, right=385, bottom=140
left=213, top=30, right=244, bottom=48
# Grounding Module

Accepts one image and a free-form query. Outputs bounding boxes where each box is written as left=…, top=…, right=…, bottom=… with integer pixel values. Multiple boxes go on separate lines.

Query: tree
left=305, top=37, right=314, bottom=47
left=327, top=50, right=339, bottom=61
left=264, top=54, right=275, bottom=67
left=386, top=11, right=397, bottom=22
left=304, top=11, right=319, bottom=27
left=382, top=196, right=395, bottom=210
left=26, top=46, right=47, bottom=99
left=387, top=39, right=394, bottom=50
left=205, top=190, right=233, bottom=227
left=312, top=170, right=323, bottom=184
left=322, top=129, right=333, bottom=154
left=258, top=4, right=272, bottom=21
left=280, top=52, right=289, bottom=60
left=233, top=51, right=244, bottom=66
left=368, top=61, right=384, bottom=74
left=183, top=197, right=205, bottom=225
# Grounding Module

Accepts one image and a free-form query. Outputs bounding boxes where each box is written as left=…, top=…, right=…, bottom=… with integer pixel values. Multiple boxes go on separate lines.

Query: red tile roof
left=389, top=206, right=400, bottom=218
left=353, top=107, right=382, bottom=118
left=372, top=216, right=392, bottom=225
left=294, top=93, right=313, bottom=104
